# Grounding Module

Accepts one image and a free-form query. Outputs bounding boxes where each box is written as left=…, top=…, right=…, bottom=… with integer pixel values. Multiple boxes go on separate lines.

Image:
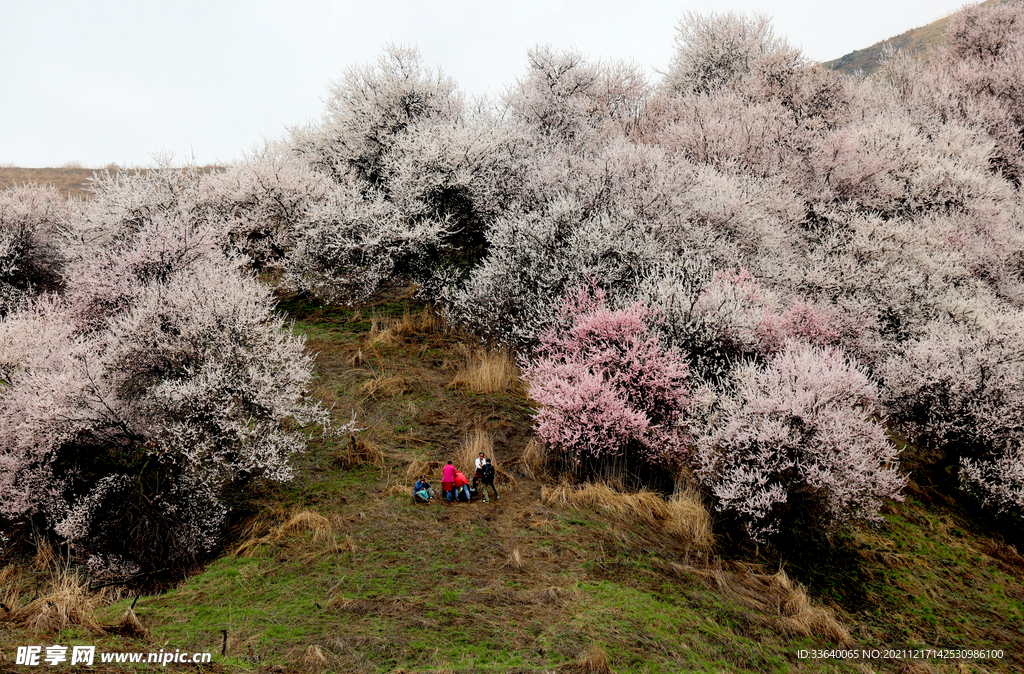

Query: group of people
left=413, top=453, right=499, bottom=504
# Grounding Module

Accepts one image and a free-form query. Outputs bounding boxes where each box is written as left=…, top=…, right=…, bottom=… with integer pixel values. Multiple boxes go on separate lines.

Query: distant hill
left=0, top=166, right=100, bottom=200
left=0, top=164, right=223, bottom=200
left=824, top=0, right=1003, bottom=76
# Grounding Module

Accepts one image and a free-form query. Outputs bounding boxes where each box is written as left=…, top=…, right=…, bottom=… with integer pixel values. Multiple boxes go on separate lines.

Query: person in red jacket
left=441, top=461, right=457, bottom=503
left=454, top=469, right=472, bottom=502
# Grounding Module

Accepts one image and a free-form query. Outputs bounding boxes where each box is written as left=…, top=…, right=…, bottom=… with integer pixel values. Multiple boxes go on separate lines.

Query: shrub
left=291, top=43, right=460, bottom=186
left=961, top=448, right=1024, bottom=517
left=695, top=343, right=904, bottom=541
left=664, top=10, right=790, bottom=95
left=0, top=184, right=76, bottom=314
left=0, top=214, right=327, bottom=577
left=522, top=286, right=691, bottom=480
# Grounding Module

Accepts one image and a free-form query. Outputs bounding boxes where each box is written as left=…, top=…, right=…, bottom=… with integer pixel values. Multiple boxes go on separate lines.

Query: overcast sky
left=0, top=0, right=979, bottom=168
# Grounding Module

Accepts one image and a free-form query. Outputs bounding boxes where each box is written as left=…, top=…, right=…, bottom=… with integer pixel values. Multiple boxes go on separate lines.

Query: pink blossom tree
left=522, top=286, right=692, bottom=482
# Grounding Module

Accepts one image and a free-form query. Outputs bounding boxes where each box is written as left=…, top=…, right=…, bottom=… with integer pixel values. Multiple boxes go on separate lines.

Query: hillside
left=0, top=167, right=100, bottom=200
left=0, top=165, right=223, bottom=200
left=2, top=295, right=1022, bottom=673
left=824, top=0, right=1003, bottom=75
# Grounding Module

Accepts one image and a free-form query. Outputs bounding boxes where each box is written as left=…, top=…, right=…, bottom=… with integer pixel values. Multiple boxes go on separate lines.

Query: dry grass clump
left=504, top=547, right=526, bottom=572
left=299, top=644, right=329, bottom=673
left=369, top=307, right=444, bottom=346
left=541, top=482, right=666, bottom=524
left=453, top=430, right=517, bottom=490
left=1, top=564, right=24, bottom=616
left=664, top=488, right=714, bottom=550
left=33, top=539, right=56, bottom=570
left=113, top=605, right=148, bottom=637
left=767, top=570, right=851, bottom=645
left=541, top=482, right=713, bottom=550
left=235, top=508, right=341, bottom=557
left=456, top=428, right=494, bottom=473
left=9, top=564, right=104, bottom=634
left=533, top=585, right=574, bottom=606
left=333, top=436, right=386, bottom=470
left=359, top=371, right=413, bottom=398
left=450, top=348, right=521, bottom=394
left=559, top=645, right=616, bottom=673
left=521, top=438, right=551, bottom=480
left=404, top=459, right=443, bottom=481
left=696, top=564, right=851, bottom=646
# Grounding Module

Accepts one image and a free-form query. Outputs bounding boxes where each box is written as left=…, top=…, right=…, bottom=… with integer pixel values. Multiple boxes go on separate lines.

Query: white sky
left=0, top=0, right=978, bottom=168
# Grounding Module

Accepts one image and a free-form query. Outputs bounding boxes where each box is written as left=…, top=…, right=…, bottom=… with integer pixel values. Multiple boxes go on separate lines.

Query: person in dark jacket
left=480, top=458, right=498, bottom=503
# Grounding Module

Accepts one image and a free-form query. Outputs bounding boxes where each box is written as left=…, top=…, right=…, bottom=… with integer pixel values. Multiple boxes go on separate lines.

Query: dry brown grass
left=664, top=487, right=714, bottom=550
left=450, top=348, right=521, bottom=394
left=696, top=563, right=851, bottom=646
left=333, top=436, right=387, bottom=471
left=541, top=482, right=713, bottom=550
left=359, top=370, right=413, bottom=399
left=33, top=539, right=56, bottom=570
left=404, top=459, right=443, bottom=482
left=235, top=508, right=341, bottom=557
left=768, top=570, right=851, bottom=645
left=521, top=438, right=551, bottom=480
left=0, top=564, right=24, bottom=616
left=504, top=547, right=526, bottom=572
left=347, top=347, right=366, bottom=367
left=453, top=429, right=518, bottom=491
left=456, top=428, right=493, bottom=473
left=9, top=563, right=104, bottom=635
left=299, top=644, right=329, bottom=673
left=369, top=307, right=444, bottom=346
left=113, top=606, right=148, bottom=637
left=559, top=645, right=616, bottom=673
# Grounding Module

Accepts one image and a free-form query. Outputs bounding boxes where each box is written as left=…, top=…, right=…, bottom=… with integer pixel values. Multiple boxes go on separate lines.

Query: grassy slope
left=2, top=296, right=1023, bottom=673
left=0, top=165, right=224, bottom=200
left=0, top=167, right=99, bottom=200
left=823, top=0, right=1003, bottom=76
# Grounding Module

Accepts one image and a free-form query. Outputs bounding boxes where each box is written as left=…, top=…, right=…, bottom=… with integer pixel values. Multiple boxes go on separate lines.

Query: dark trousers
left=481, top=480, right=498, bottom=502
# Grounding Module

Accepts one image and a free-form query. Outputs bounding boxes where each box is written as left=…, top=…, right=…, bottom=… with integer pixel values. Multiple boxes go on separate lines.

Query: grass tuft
left=404, top=459, right=443, bottom=482
left=504, top=547, right=526, bottom=572
left=333, top=436, right=387, bottom=471
left=235, top=508, right=339, bottom=557
left=559, top=645, right=616, bottom=673
left=541, top=482, right=713, bottom=548
left=9, top=564, right=104, bottom=635
left=299, top=644, right=329, bottom=673
left=456, top=428, right=493, bottom=475
left=113, top=606, right=148, bottom=637
left=695, top=563, right=852, bottom=646
left=450, top=348, right=521, bottom=394
left=521, top=438, right=551, bottom=480
left=369, top=307, right=444, bottom=346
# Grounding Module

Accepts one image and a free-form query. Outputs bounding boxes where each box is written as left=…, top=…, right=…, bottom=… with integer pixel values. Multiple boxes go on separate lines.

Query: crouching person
left=454, top=469, right=472, bottom=502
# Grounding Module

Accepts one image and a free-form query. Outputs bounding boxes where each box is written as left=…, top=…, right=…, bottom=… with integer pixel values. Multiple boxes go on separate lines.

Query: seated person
left=414, top=475, right=435, bottom=501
